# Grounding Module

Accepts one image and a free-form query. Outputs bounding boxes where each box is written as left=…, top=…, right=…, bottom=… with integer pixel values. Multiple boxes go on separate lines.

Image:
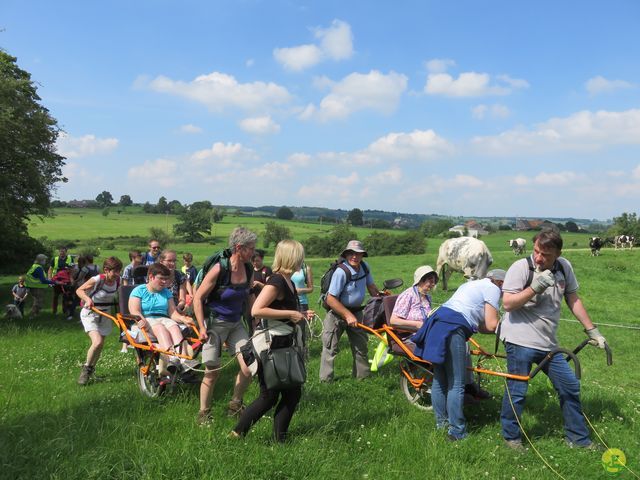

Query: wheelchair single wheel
left=400, top=362, right=433, bottom=411
left=136, top=351, right=167, bottom=398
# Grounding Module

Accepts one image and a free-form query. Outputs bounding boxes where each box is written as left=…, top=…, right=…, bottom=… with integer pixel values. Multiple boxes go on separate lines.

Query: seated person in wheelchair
left=128, top=262, right=196, bottom=373
left=390, top=265, right=438, bottom=333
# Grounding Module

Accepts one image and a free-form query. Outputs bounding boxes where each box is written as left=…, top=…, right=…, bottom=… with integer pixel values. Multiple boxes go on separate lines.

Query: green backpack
left=194, top=249, right=253, bottom=304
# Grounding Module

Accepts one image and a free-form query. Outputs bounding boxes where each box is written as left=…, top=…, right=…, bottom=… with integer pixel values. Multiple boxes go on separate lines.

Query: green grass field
left=1, top=210, right=638, bottom=479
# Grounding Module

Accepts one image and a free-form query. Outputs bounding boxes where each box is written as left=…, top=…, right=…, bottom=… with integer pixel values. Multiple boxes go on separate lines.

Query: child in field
left=122, top=250, right=143, bottom=286
left=76, top=257, right=123, bottom=385
left=11, top=276, right=28, bottom=316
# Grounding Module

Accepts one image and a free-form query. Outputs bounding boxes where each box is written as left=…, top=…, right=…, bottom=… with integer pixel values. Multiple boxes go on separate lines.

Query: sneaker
left=505, top=439, right=526, bottom=452
left=77, top=364, right=95, bottom=386
left=120, top=344, right=129, bottom=353
left=566, top=440, right=604, bottom=451
left=227, top=399, right=245, bottom=417
left=197, top=409, right=213, bottom=426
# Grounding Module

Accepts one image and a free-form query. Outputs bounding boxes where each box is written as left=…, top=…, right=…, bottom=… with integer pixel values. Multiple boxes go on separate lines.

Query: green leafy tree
left=95, top=191, right=113, bottom=207
left=168, top=199, right=184, bottom=215
left=565, top=221, right=579, bottom=233
left=276, top=206, right=294, bottom=220
left=142, top=201, right=153, bottom=213
left=608, top=212, right=640, bottom=238
left=212, top=207, right=225, bottom=223
left=119, top=194, right=132, bottom=207
left=173, top=205, right=212, bottom=242
left=149, top=227, right=173, bottom=247
left=421, top=218, right=454, bottom=237
left=0, top=50, right=66, bottom=270
left=157, top=196, right=169, bottom=214
left=305, top=225, right=354, bottom=257
left=347, top=208, right=364, bottom=226
left=263, top=221, right=291, bottom=248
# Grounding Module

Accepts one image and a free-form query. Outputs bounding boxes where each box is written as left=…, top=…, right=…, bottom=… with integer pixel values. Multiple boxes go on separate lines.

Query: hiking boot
left=566, top=440, right=604, bottom=451
left=505, top=439, right=526, bottom=452
left=227, top=399, right=245, bottom=417
left=197, top=409, right=213, bottom=426
left=77, top=364, right=95, bottom=386
left=465, top=382, right=492, bottom=400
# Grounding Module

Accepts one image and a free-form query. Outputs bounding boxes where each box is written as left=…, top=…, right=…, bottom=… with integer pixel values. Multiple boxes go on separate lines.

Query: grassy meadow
left=1, top=210, right=638, bottom=479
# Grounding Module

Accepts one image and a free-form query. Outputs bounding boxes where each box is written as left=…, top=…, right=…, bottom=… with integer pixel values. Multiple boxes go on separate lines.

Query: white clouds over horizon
left=56, top=133, right=119, bottom=158
left=179, top=124, right=203, bottom=134
left=145, top=71, right=292, bottom=113
left=300, top=70, right=408, bottom=121
left=472, top=104, right=511, bottom=120
left=472, top=108, right=640, bottom=155
left=273, top=19, right=354, bottom=71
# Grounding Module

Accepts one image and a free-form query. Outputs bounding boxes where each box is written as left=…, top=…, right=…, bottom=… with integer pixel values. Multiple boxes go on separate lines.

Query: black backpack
left=194, top=249, right=253, bottom=305
left=524, top=256, right=566, bottom=289
left=318, top=259, right=370, bottom=311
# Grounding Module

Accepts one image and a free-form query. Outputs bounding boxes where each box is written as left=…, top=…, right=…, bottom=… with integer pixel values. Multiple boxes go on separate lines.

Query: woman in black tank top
left=232, top=240, right=314, bottom=442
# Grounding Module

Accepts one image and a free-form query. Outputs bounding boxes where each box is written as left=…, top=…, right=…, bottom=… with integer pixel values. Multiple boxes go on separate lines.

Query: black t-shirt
left=266, top=273, right=298, bottom=311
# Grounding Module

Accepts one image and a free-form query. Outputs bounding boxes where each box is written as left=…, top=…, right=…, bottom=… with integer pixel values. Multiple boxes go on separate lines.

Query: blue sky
left=3, top=0, right=640, bottom=219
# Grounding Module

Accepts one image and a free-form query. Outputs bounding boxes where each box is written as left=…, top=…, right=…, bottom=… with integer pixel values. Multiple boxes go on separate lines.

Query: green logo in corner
left=601, top=448, right=626, bottom=475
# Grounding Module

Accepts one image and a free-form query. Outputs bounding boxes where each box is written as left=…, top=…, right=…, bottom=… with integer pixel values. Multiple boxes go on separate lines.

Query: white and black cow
left=508, top=238, right=526, bottom=255
left=614, top=235, right=635, bottom=249
left=436, top=237, right=493, bottom=291
left=589, top=237, right=604, bottom=256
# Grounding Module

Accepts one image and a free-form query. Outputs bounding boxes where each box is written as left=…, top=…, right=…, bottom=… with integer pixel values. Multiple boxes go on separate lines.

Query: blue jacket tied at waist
left=411, top=306, right=474, bottom=365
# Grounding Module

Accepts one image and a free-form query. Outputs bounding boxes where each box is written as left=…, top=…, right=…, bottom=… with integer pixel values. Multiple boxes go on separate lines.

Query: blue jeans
left=432, top=327, right=468, bottom=439
left=500, top=342, right=591, bottom=446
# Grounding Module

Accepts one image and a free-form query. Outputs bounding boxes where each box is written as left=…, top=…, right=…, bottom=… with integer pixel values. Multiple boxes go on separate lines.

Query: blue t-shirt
left=291, top=267, right=308, bottom=305
left=328, top=261, right=373, bottom=308
left=130, top=284, right=173, bottom=317
left=442, top=278, right=501, bottom=330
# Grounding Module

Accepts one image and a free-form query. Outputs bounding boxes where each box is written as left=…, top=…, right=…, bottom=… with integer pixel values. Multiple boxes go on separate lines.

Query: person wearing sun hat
left=319, top=240, right=381, bottom=382
left=389, top=265, right=438, bottom=332
left=412, top=269, right=505, bottom=441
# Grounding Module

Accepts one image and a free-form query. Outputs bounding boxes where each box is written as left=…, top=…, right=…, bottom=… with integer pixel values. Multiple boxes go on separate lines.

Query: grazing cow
left=589, top=237, right=604, bottom=256
left=508, top=238, right=527, bottom=255
left=436, top=237, right=493, bottom=291
left=614, top=235, right=635, bottom=249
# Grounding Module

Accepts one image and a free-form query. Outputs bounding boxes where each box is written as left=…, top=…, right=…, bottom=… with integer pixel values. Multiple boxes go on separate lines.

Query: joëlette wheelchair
left=358, top=279, right=613, bottom=411
left=91, top=284, right=203, bottom=398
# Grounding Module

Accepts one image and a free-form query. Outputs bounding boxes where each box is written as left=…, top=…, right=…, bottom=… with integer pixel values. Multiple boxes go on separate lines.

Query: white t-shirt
left=84, top=274, right=119, bottom=312
left=442, top=278, right=501, bottom=330
left=500, top=256, right=578, bottom=350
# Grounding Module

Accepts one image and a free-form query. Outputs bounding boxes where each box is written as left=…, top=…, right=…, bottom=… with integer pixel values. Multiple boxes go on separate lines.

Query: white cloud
left=239, top=116, right=281, bottom=135
left=127, top=158, right=178, bottom=188
left=246, top=59, right=255, bottom=67
left=56, top=133, right=118, bottom=158
left=472, top=108, right=640, bottom=155
left=62, top=162, right=91, bottom=181
left=274, top=19, right=353, bottom=71
left=585, top=75, right=633, bottom=96
left=425, top=58, right=455, bottom=74
left=632, top=164, right=640, bottom=179
left=179, top=124, right=203, bottom=134
left=298, top=172, right=360, bottom=200
left=288, top=153, right=312, bottom=166
left=190, top=142, right=257, bottom=168
left=273, top=44, right=323, bottom=72
left=302, top=70, right=408, bottom=121
left=449, top=174, right=484, bottom=188
left=314, top=19, right=354, bottom=60
left=425, top=71, right=529, bottom=97
left=472, top=103, right=510, bottom=120
left=365, top=129, right=454, bottom=161
left=147, top=71, right=292, bottom=112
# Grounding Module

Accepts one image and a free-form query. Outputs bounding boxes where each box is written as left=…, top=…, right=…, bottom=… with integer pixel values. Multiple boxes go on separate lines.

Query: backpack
left=194, top=249, right=253, bottom=305
left=81, top=274, right=120, bottom=307
left=318, top=259, right=370, bottom=311
left=362, top=295, right=386, bottom=329
left=523, top=256, right=566, bottom=290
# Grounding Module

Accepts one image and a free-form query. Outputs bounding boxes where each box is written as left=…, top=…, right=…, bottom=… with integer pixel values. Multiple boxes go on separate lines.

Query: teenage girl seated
left=128, top=262, right=196, bottom=373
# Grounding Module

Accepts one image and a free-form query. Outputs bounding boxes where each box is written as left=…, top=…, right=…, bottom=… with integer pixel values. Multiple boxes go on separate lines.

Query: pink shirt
left=392, top=286, right=432, bottom=323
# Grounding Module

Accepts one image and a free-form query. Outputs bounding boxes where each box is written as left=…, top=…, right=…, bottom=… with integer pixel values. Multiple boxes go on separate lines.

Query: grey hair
left=228, top=227, right=258, bottom=250
left=35, top=254, right=48, bottom=265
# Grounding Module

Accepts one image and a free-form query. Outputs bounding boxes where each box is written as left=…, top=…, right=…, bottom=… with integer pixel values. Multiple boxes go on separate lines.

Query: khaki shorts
left=81, top=308, right=114, bottom=337
left=201, top=316, right=248, bottom=368
left=146, top=317, right=178, bottom=329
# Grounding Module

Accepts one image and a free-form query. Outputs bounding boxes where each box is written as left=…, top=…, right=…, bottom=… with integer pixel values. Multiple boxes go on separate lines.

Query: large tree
left=347, top=208, right=364, bottom=226
left=276, top=206, right=294, bottom=220
left=119, top=194, right=132, bottom=207
left=95, top=190, right=113, bottom=207
left=0, top=51, right=66, bottom=270
left=173, top=204, right=212, bottom=242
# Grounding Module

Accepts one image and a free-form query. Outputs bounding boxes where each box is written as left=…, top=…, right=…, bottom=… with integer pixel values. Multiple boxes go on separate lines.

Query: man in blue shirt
left=319, top=240, right=380, bottom=382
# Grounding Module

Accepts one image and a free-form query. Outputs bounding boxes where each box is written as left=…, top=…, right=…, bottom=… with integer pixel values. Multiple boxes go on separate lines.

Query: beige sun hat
left=413, top=265, right=438, bottom=286
left=341, top=240, right=368, bottom=258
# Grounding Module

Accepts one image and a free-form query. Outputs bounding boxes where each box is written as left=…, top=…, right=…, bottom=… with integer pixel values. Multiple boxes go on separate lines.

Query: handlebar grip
left=604, top=342, right=613, bottom=366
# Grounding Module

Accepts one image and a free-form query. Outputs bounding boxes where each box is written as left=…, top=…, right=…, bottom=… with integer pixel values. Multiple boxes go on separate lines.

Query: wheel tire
left=401, top=370, right=433, bottom=411
left=136, top=351, right=166, bottom=398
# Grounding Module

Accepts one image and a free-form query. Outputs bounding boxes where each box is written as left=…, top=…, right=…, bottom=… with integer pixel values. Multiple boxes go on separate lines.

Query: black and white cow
left=589, top=237, right=604, bottom=256
left=508, top=238, right=526, bottom=255
left=614, top=235, right=635, bottom=249
left=436, top=237, right=493, bottom=291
